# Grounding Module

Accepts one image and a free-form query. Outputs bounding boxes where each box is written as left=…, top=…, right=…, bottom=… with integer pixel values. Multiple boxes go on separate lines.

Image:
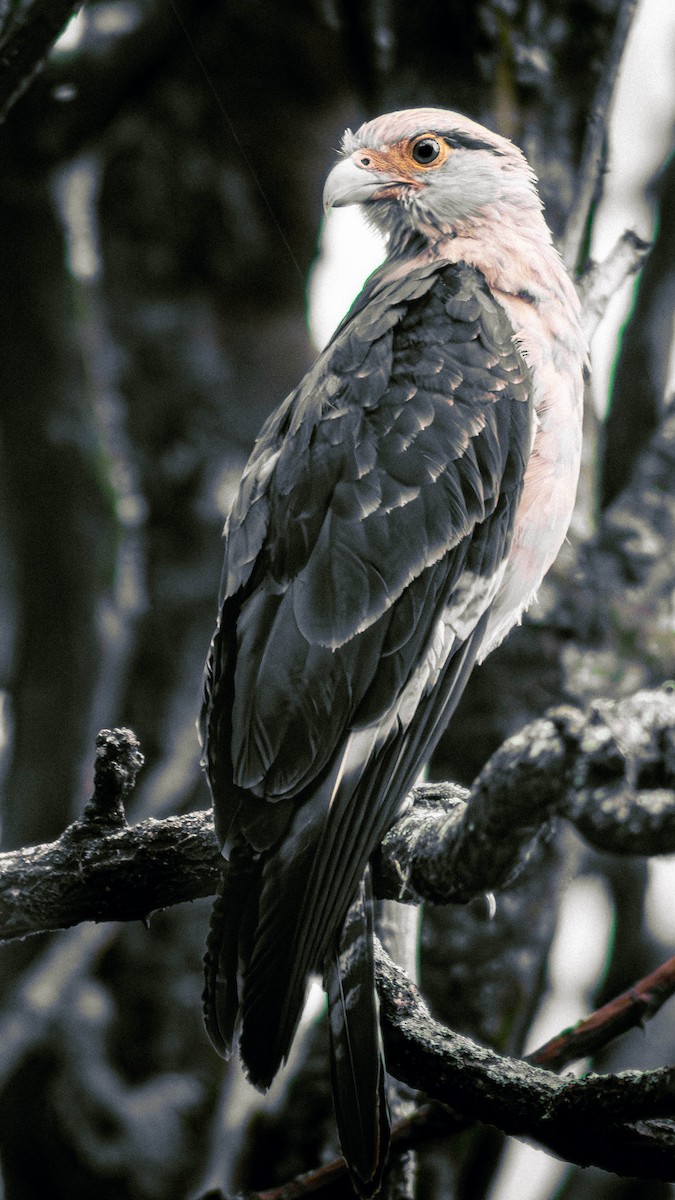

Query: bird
left=201, top=106, right=586, bottom=1194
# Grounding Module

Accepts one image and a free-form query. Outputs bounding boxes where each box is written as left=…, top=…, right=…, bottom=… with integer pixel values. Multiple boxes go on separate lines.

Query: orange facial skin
left=349, top=134, right=454, bottom=199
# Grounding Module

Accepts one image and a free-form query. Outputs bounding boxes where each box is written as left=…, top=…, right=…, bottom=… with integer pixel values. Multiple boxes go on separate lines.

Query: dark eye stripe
left=442, top=134, right=504, bottom=155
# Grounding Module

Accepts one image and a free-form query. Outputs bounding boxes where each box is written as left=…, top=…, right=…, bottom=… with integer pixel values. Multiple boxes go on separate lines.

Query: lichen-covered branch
left=376, top=686, right=675, bottom=904
left=194, top=941, right=675, bottom=1198
left=374, top=942, right=675, bottom=1180
left=0, top=725, right=221, bottom=941
left=0, top=809, right=222, bottom=942
left=1, top=686, right=673, bottom=943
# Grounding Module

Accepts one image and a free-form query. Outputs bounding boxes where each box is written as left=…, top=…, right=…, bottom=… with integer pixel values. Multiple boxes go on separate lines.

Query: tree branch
left=0, top=808, right=222, bottom=942
left=1, top=692, right=672, bottom=1187
left=195, top=1106, right=452, bottom=1200
left=578, top=230, right=652, bottom=342
left=374, top=942, right=675, bottom=1180
left=375, top=686, right=675, bottom=904
left=0, top=724, right=221, bottom=940
left=195, top=945, right=675, bottom=1198
left=1, top=687, right=674, bottom=942
left=528, top=954, right=675, bottom=1073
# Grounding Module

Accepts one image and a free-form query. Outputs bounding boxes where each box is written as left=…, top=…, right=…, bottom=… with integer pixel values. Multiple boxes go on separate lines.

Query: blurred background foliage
left=0, top=1, right=673, bottom=1197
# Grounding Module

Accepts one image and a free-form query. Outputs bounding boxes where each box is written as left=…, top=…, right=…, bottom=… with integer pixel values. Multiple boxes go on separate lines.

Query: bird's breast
left=480, top=291, right=585, bottom=656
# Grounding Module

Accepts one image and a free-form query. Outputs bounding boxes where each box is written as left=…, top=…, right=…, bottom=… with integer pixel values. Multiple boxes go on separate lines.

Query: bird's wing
left=204, top=257, right=530, bottom=817
left=202, top=257, right=532, bottom=1077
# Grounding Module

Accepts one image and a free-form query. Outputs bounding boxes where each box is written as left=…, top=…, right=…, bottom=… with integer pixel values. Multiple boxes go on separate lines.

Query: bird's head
left=323, top=107, right=542, bottom=242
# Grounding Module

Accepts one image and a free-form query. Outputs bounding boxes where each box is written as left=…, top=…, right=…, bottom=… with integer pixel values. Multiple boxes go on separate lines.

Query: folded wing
left=202, top=256, right=532, bottom=1116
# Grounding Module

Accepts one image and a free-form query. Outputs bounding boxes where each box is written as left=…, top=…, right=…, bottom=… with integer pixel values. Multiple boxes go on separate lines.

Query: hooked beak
left=323, top=155, right=392, bottom=212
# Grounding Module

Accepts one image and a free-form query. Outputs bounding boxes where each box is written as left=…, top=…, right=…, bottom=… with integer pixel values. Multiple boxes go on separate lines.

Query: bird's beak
left=323, top=156, right=389, bottom=212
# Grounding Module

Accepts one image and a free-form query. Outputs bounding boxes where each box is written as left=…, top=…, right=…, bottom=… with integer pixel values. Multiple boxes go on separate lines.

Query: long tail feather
left=326, top=868, right=390, bottom=1196
left=203, top=850, right=263, bottom=1059
left=240, top=615, right=489, bottom=1089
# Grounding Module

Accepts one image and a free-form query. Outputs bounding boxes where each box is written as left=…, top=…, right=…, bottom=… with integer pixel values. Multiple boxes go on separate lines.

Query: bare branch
left=528, top=955, right=675, bottom=1073
left=195, top=947, right=675, bottom=1200
left=1, top=688, right=674, bottom=942
left=194, top=1106, right=450, bottom=1200
left=374, top=942, right=675, bottom=1180
left=578, top=230, right=652, bottom=342
left=200, top=944, right=675, bottom=1197
left=376, top=687, right=675, bottom=905
left=7, top=692, right=663, bottom=1194
left=0, top=808, right=221, bottom=942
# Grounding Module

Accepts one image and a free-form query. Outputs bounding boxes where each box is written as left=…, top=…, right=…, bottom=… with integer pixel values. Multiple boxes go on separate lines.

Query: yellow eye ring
left=411, top=136, right=445, bottom=166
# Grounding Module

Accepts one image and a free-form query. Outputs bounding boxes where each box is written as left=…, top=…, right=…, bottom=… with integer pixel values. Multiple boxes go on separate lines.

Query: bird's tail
left=203, top=848, right=263, bottom=1059
left=326, top=869, right=390, bottom=1197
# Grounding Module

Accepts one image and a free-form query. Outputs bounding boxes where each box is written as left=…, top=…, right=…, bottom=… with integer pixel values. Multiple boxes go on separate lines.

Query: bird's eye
left=411, top=137, right=441, bottom=165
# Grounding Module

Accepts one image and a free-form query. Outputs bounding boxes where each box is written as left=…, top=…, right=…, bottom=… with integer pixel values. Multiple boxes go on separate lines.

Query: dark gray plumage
left=202, top=257, right=531, bottom=1188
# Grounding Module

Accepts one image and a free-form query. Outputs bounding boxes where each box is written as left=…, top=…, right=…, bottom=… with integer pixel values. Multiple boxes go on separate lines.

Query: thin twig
left=527, top=955, right=675, bottom=1073
left=578, top=230, right=652, bottom=342
left=194, top=1106, right=447, bottom=1200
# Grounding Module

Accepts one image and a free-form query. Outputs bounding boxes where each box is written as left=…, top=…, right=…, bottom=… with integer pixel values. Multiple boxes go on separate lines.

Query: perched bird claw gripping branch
left=201, top=107, right=586, bottom=1195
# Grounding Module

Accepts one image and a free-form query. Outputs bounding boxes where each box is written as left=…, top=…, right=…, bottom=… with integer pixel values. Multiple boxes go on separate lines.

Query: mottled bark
left=1, top=686, right=673, bottom=945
